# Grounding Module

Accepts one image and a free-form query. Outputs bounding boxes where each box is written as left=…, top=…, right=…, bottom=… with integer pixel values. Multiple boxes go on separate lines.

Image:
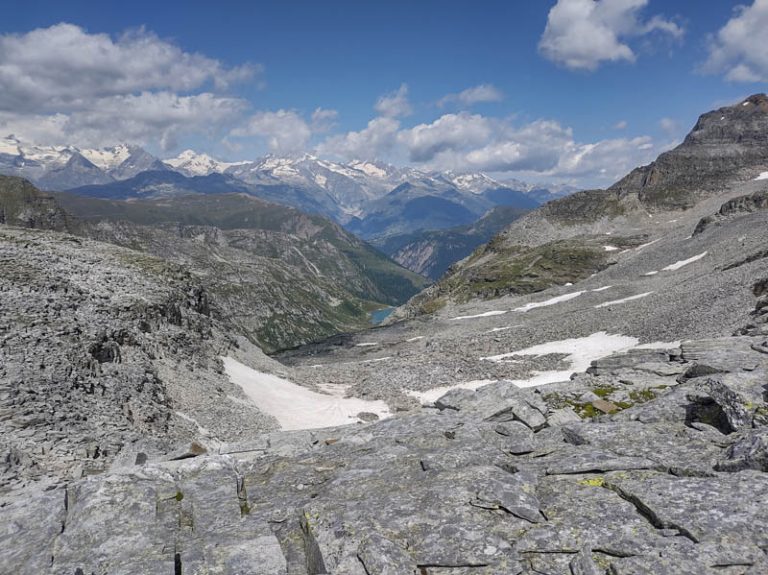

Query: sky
left=1, top=0, right=767, bottom=186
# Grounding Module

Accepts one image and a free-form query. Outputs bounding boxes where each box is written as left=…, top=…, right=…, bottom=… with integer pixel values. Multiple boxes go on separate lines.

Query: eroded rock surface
left=3, top=320, right=768, bottom=574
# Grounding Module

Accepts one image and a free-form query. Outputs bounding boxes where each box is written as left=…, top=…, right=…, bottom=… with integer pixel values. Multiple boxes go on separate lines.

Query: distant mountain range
left=0, top=136, right=577, bottom=245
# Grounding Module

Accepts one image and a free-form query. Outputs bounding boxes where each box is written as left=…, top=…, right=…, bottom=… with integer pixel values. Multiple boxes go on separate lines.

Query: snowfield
left=222, top=357, right=391, bottom=430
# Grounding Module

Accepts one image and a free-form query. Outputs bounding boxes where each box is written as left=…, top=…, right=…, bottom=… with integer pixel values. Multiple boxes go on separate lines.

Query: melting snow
left=406, top=336, right=425, bottom=342
left=644, top=271, right=659, bottom=276
left=603, top=245, right=619, bottom=252
left=635, top=238, right=660, bottom=251
left=409, top=332, right=680, bottom=403
left=450, top=310, right=508, bottom=321
left=512, top=291, right=585, bottom=312
left=755, top=172, right=768, bottom=181
left=594, top=292, right=654, bottom=309
left=407, top=380, right=497, bottom=404
left=482, top=332, right=641, bottom=388
left=592, top=286, right=613, bottom=292
left=355, top=342, right=378, bottom=347
left=222, top=357, right=390, bottom=430
left=661, top=251, right=707, bottom=271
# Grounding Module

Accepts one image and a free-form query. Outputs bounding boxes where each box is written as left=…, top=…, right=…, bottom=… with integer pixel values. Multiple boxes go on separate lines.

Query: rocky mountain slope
left=403, top=94, right=768, bottom=316
left=373, top=205, right=530, bottom=279
left=3, top=257, right=768, bottom=573
left=0, top=224, right=281, bottom=492
left=0, top=176, right=427, bottom=351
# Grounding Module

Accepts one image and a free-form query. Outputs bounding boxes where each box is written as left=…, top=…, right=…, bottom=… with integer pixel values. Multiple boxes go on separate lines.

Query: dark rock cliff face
left=612, top=94, right=768, bottom=210
left=0, top=175, right=73, bottom=231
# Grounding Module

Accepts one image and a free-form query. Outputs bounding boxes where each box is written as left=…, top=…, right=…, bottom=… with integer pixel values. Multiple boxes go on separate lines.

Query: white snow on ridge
left=661, top=251, right=707, bottom=271
left=594, top=292, right=654, bottom=309
left=755, top=172, right=768, bottom=181
left=512, top=291, right=585, bottom=312
left=450, top=310, right=508, bottom=321
left=81, top=145, right=132, bottom=170
left=222, top=357, right=390, bottom=430
left=450, top=286, right=613, bottom=320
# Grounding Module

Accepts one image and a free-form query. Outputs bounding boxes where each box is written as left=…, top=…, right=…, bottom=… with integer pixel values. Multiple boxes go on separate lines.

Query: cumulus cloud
left=374, top=84, right=412, bottom=118
left=438, top=84, right=504, bottom=108
left=0, top=23, right=256, bottom=148
left=398, top=113, right=493, bottom=162
left=703, top=0, right=768, bottom=82
left=310, top=108, right=339, bottom=133
left=539, top=0, right=683, bottom=71
left=318, top=108, right=659, bottom=185
left=317, top=117, right=401, bottom=160
left=231, top=110, right=313, bottom=154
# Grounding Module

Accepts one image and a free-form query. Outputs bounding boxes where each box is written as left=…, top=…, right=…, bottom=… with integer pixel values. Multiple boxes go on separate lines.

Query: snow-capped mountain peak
left=80, top=144, right=135, bottom=171
left=164, top=150, right=248, bottom=176
left=443, top=171, right=504, bottom=194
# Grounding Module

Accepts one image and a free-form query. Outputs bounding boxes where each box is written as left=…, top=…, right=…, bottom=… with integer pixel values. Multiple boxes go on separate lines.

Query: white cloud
left=231, top=110, right=313, bottom=154
left=317, top=117, right=401, bottom=160
left=398, top=113, right=493, bottom=162
left=703, top=0, right=768, bottom=82
left=318, top=109, right=660, bottom=185
left=614, top=120, right=628, bottom=130
left=539, top=0, right=683, bottom=71
left=658, top=117, right=679, bottom=136
left=438, top=84, right=504, bottom=107
left=0, top=23, right=256, bottom=149
left=310, top=108, right=339, bottom=133
left=374, top=84, right=412, bottom=118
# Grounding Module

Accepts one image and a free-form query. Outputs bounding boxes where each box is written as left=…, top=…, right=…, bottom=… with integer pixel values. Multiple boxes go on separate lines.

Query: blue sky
left=2, top=0, right=767, bottom=186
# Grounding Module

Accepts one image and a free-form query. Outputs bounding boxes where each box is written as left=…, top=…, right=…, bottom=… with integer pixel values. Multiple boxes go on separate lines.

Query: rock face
left=612, top=94, right=768, bottom=210
left=0, top=225, right=279, bottom=491
left=372, top=205, right=530, bottom=280
left=3, top=305, right=768, bottom=573
left=0, top=175, right=74, bottom=232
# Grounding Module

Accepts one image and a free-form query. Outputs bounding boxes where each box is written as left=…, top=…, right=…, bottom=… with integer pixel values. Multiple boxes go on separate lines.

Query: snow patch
left=512, top=291, right=585, bottom=312
left=407, top=380, right=497, bottom=404
left=635, top=238, right=660, bottom=251
left=755, top=172, right=768, bottom=181
left=661, top=251, right=707, bottom=271
left=450, top=310, right=508, bottom=321
left=406, top=336, right=425, bottom=342
left=355, top=342, right=378, bottom=347
left=594, top=292, right=654, bottom=309
left=221, top=357, right=390, bottom=430
left=409, top=332, right=680, bottom=403
left=643, top=271, right=659, bottom=276
left=482, top=332, right=640, bottom=388
left=603, top=245, right=619, bottom=252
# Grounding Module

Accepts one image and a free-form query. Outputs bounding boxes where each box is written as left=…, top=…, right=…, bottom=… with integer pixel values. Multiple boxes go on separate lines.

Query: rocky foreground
left=2, top=284, right=768, bottom=574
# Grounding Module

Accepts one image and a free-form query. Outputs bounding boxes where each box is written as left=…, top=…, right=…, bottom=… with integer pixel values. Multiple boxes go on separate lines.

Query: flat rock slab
left=604, top=470, right=768, bottom=548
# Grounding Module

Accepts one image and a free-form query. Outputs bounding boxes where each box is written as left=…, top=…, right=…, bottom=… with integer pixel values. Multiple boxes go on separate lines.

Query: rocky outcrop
left=612, top=94, right=768, bottom=210
left=0, top=175, right=74, bottom=232
left=0, top=226, right=277, bottom=491
left=3, top=311, right=768, bottom=573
